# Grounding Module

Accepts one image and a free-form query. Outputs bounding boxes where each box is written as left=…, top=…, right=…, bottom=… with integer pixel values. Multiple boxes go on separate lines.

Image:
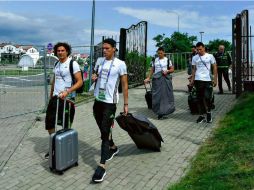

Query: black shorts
left=45, top=96, right=75, bottom=130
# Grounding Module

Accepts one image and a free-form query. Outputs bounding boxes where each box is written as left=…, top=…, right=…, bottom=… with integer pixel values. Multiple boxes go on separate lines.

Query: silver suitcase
left=49, top=97, right=78, bottom=174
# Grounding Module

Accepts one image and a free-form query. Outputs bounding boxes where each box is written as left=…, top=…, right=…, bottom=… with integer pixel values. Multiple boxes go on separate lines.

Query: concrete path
left=0, top=72, right=236, bottom=190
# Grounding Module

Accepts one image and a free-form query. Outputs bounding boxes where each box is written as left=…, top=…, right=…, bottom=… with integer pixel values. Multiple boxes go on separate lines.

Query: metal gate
left=119, top=21, right=148, bottom=86
left=232, top=10, right=254, bottom=97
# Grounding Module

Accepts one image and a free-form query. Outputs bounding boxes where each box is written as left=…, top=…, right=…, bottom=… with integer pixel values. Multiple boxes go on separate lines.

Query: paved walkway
left=0, top=72, right=236, bottom=190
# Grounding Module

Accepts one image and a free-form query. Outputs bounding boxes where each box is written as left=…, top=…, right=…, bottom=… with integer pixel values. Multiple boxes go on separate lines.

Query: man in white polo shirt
left=190, top=42, right=217, bottom=123
left=91, top=38, right=128, bottom=183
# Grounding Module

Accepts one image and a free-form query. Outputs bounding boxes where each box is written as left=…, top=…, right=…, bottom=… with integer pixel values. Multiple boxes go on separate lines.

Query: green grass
left=0, top=69, right=51, bottom=76
left=168, top=93, right=254, bottom=190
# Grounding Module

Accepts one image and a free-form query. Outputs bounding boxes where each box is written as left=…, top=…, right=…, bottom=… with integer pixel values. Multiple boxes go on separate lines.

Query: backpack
left=54, top=60, right=84, bottom=94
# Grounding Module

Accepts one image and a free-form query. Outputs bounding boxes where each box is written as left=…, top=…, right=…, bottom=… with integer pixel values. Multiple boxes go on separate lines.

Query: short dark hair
left=196, top=42, right=205, bottom=48
left=54, top=42, right=72, bottom=56
left=157, top=47, right=164, bottom=52
left=103, top=38, right=116, bottom=48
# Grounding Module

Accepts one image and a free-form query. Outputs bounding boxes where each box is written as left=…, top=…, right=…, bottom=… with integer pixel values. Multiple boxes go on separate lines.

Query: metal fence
left=0, top=45, right=48, bottom=119
left=232, top=9, right=254, bottom=97
left=0, top=45, right=93, bottom=119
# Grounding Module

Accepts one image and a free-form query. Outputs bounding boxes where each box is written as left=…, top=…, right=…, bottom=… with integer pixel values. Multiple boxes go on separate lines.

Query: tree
left=206, top=39, right=232, bottom=52
left=153, top=32, right=197, bottom=53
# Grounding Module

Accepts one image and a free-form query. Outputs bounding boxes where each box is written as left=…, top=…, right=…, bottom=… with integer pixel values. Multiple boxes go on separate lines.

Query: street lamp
left=167, top=11, right=179, bottom=32
left=199, top=31, right=204, bottom=42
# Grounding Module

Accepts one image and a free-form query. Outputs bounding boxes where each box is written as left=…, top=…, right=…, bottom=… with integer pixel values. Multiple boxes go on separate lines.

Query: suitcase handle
left=144, top=81, right=152, bottom=92
left=55, top=97, right=69, bottom=132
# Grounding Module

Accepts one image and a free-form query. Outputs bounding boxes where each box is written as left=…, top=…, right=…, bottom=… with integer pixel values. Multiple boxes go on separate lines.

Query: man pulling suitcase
left=44, top=42, right=82, bottom=159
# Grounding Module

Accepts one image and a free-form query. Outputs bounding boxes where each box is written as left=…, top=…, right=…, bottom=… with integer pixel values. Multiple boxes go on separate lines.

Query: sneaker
left=44, top=152, right=49, bottom=159
left=106, top=147, right=119, bottom=162
left=158, top=115, right=163, bottom=120
left=217, top=91, right=223, bottom=94
left=92, top=166, right=106, bottom=183
left=207, top=112, right=212, bottom=123
left=196, top=116, right=206, bottom=123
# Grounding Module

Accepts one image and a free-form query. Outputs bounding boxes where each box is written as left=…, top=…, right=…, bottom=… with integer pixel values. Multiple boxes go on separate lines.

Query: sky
left=0, top=0, right=254, bottom=55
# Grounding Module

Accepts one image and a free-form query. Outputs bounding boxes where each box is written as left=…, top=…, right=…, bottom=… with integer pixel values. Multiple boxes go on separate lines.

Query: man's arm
left=60, top=71, right=83, bottom=99
left=120, top=74, right=128, bottom=114
left=144, top=67, right=154, bottom=83
left=190, top=65, right=196, bottom=86
left=212, top=63, right=217, bottom=87
left=49, top=75, right=55, bottom=99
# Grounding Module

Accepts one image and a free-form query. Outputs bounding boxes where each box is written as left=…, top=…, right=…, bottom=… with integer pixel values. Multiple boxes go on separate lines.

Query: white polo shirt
left=192, top=53, right=216, bottom=81
left=152, top=57, right=172, bottom=74
left=53, top=57, right=80, bottom=97
left=94, top=57, right=127, bottom=104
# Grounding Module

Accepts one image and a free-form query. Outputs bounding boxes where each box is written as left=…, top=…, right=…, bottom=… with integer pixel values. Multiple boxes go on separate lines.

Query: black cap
left=103, top=38, right=116, bottom=47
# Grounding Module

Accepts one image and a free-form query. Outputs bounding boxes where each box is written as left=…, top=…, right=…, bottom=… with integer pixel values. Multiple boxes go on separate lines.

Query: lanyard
left=99, top=58, right=114, bottom=84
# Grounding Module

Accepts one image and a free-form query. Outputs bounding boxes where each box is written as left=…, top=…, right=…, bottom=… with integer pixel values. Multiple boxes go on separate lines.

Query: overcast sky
left=0, top=1, right=254, bottom=55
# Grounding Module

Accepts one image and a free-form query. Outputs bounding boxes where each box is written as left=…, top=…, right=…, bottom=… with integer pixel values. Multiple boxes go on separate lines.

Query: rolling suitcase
left=49, top=97, right=78, bottom=174
left=116, top=113, right=163, bottom=151
left=144, top=82, right=152, bottom=109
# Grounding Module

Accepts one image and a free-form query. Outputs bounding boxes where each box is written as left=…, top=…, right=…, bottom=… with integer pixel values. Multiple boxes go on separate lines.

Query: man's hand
left=212, top=80, right=217, bottom=87
left=144, top=78, right=150, bottom=84
left=59, top=90, right=69, bottom=99
left=123, top=104, right=128, bottom=115
left=189, top=78, right=194, bottom=86
left=92, top=74, right=98, bottom=82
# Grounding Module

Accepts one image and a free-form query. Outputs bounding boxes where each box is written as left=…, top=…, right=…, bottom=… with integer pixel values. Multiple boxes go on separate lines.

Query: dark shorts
left=45, top=96, right=75, bottom=130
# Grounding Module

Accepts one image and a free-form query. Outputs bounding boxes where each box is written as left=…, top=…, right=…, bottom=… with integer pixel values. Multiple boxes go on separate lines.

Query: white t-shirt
left=53, top=57, right=80, bottom=97
left=94, top=57, right=127, bottom=104
left=152, top=57, right=172, bottom=74
left=192, top=53, right=216, bottom=81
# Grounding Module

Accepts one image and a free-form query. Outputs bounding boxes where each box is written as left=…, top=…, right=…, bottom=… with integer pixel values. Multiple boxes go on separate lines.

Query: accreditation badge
left=98, top=83, right=106, bottom=100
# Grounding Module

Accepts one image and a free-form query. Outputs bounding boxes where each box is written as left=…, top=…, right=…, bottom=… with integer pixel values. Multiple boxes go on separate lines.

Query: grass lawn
left=0, top=69, right=52, bottom=76
left=168, top=93, right=254, bottom=190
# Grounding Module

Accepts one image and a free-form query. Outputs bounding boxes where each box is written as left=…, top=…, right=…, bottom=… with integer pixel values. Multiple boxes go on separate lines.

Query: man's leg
left=92, top=101, right=116, bottom=182
left=218, top=69, right=223, bottom=94
left=195, top=81, right=206, bottom=123
left=44, top=96, right=58, bottom=159
left=222, top=69, right=231, bottom=91
left=204, top=82, right=213, bottom=123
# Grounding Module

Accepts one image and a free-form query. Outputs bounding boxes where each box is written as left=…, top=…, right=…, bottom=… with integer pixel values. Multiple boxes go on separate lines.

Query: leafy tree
left=206, top=39, right=232, bottom=52
left=153, top=32, right=197, bottom=53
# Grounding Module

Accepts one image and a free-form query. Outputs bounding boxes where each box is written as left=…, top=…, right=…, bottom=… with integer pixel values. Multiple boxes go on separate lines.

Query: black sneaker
left=92, top=166, right=106, bottom=183
left=196, top=116, right=206, bottom=123
left=207, top=112, right=212, bottom=123
left=45, top=152, right=49, bottom=159
left=158, top=115, right=163, bottom=120
left=106, top=147, right=119, bottom=162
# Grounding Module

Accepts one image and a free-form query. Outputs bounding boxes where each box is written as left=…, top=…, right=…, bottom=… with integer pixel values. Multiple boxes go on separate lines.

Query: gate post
left=235, top=14, right=242, bottom=98
left=119, top=28, right=127, bottom=61
left=118, top=28, right=127, bottom=93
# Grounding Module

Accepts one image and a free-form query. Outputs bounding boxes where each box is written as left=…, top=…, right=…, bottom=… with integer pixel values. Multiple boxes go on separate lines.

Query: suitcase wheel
left=49, top=167, right=53, bottom=171
left=57, top=171, right=64, bottom=175
left=75, top=162, right=79, bottom=167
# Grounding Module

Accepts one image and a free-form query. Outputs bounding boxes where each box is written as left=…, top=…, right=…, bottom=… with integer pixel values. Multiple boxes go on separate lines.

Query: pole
left=177, top=15, right=179, bottom=33
left=199, top=31, right=204, bottom=42
left=89, top=0, right=95, bottom=88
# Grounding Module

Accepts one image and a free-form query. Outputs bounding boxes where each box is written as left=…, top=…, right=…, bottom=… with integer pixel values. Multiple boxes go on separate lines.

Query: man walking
left=190, top=42, right=217, bottom=123
left=91, top=38, right=128, bottom=183
left=44, top=42, right=83, bottom=158
left=214, top=45, right=232, bottom=94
